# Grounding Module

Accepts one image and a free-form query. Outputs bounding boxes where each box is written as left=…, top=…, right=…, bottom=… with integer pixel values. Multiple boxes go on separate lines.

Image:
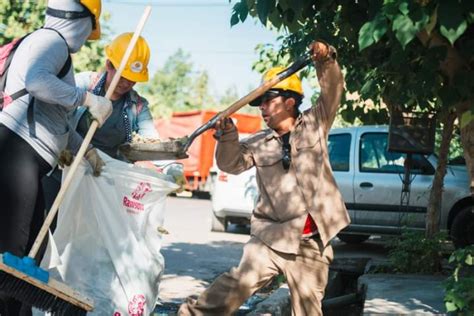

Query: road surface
left=158, top=196, right=388, bottom=305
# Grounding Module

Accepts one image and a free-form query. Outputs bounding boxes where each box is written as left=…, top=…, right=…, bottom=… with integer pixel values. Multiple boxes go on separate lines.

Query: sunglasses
left=249, top=90, right=284, bottom=107
left=281, top=142, right=292, bottom=171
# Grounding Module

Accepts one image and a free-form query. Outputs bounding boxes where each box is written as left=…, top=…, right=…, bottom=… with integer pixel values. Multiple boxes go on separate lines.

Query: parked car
left=210, top=168, right=258, bottom=232
left=210, top=125, right=473, bottom=247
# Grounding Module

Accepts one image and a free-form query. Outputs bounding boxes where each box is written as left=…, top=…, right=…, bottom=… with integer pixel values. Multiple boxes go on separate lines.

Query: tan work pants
left=178, top=236, right=333, bottom=316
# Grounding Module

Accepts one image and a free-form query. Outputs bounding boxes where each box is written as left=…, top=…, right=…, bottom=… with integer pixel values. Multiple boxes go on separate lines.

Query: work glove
left=164, top=163, right=186, bottom=193
left=83, top=92, right=113, bottom=127
left=58, top=148, right=105, bottom=177
left=85, top=148, right=105, bottom=177
left=58, top=149, right=74, bottom=168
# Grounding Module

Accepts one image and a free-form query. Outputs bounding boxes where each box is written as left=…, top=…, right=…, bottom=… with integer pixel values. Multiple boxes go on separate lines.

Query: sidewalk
left=358, top=274, right=447, bottom=315
left=245, top=268, right=447, bottom=316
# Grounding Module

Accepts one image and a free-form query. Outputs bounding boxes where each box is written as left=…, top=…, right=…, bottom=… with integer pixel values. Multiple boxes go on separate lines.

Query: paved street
left=158, top=196, right=389, bottom=306
left=158, top=196, right=250, bottom=303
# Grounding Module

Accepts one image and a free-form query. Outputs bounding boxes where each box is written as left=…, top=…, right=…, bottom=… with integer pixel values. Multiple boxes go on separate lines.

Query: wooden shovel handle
left=182, top=55, right=312, bottom=153
left=220, top=56, right=312, bottom=118
left=29, top=6, right=152, bottom=258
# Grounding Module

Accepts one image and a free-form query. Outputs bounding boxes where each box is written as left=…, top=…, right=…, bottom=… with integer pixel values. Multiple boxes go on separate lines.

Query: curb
left=247, top=284, right=291, bottom=316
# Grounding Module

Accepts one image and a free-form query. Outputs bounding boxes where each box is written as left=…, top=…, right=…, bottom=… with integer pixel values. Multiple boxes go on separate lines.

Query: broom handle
left=29, top=6, right=152, bottom=258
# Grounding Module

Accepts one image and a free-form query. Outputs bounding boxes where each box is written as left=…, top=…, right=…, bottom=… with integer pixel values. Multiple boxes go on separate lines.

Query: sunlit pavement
left=157, top=197, right=389, bottom=305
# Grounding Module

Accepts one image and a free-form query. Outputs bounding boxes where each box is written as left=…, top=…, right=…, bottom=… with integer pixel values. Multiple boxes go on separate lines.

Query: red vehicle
left=155, top=110, right=262, bottom=196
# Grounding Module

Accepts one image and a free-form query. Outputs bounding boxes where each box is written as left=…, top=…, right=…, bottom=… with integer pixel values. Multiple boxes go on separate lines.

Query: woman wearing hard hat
left=42, top=32, right=185, bottom=212
left=72, top=32, right=158, bottom=160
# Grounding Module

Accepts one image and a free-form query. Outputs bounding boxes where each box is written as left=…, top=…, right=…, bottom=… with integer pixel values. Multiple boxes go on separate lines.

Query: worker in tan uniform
left=178, top=41, right=350, bottom=316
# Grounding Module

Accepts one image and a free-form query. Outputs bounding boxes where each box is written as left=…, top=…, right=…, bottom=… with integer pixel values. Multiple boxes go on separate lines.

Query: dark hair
left=278, top=90, right=303, bottom=116
left=284, top=91, right=303, bottom=108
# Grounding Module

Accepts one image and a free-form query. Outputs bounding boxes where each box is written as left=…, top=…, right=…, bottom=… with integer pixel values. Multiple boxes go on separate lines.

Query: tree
left=0, top=0, right=45, bottom=42
left=231, top=0, right=474, bottom=238
left=138, top=49, right=218, bottom=118
left=0, top=0, right=107, bottom=72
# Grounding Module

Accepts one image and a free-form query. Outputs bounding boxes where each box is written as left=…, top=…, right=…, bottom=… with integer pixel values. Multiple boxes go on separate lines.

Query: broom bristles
left=0, top=253, right=93, bottom=315
left=0, top=270, right=87, bottom=316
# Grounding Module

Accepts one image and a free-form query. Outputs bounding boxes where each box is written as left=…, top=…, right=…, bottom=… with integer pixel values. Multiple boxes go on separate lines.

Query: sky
left=103, top=0, right=280, bottom=99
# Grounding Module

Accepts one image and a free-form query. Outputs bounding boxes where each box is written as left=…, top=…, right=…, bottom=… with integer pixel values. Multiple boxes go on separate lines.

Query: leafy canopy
left=231, top=0, right=474, bottom=124
left=0, top=0, right=109, bottom=73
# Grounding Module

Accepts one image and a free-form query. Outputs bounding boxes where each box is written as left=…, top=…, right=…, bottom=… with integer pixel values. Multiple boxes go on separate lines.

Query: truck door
left=353, top=131, right=435, bottom=233
left=328, top=132, right=355, bottom=219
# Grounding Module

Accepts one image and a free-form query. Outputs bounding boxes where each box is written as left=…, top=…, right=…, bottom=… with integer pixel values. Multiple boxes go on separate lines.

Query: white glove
left=83, top=92, right=112, bottom=127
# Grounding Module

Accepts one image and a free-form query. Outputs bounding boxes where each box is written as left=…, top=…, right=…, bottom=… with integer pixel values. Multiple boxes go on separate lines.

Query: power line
left=105, top=0, right=231, bottom=7
left=157, top=50, right=256, bottom=55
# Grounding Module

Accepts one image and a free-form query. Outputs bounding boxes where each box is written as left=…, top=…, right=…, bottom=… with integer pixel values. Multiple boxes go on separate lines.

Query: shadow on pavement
left=161, top=241, right=244, bottom=282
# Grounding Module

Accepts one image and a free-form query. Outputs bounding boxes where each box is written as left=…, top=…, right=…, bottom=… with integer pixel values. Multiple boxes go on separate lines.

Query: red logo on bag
left=124, top=182, right=152, bottom=214
left=128, top=294, right=146, bottom=316
left=131, top=182, right=152, bottom=200
left=123, top=196, right=144, bottom=213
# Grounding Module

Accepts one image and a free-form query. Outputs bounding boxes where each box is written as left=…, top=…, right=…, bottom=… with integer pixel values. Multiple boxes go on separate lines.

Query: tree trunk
left=417, top=30, right=474, bottom=198
left=457, top=101, right=474, bottom=197
left=426, top=111, right=456, bottom=238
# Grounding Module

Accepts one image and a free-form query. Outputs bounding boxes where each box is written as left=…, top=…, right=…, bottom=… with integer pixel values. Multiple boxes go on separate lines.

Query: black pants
left=41, top=168, right=61, bottom=232
left=0, top=124, right=50, bottom=316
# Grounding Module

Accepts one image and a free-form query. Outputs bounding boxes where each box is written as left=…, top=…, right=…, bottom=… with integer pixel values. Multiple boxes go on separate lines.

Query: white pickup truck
left=211, top=125, right=473, bottom=247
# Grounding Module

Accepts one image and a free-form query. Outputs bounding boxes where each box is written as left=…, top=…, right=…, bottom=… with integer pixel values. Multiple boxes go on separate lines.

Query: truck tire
left=337, top=233, right=370, bottom=244
left=211, top=212, right=226, bottom=232
left=451, top=206, right=474, bottom=248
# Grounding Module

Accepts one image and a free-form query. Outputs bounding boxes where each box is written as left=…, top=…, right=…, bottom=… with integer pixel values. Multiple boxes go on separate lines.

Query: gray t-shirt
left=0, top=10, right=92, bottom=166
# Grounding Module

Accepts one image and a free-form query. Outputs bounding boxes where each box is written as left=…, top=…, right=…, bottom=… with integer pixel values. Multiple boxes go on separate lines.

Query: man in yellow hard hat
left=42, top=32, right=185, bottom=212
left=179, top=41, right=350, bottom=316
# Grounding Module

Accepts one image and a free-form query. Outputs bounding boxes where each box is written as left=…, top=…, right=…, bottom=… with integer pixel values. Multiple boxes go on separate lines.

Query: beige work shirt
left=215, top=54, right=350, bottom=254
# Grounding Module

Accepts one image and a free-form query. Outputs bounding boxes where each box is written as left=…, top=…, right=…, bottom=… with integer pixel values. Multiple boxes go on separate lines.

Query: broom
left=0, top=5, right=152, bottom=314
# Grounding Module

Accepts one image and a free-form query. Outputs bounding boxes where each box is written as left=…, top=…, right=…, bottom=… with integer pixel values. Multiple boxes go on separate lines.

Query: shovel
left=119, top=54, right=312, bottom=161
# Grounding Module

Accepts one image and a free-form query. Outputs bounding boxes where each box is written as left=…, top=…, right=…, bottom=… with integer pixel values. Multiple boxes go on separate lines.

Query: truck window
left=360, top=132, right=434, bottom=174
left=328, top=133, right=351, bottom=171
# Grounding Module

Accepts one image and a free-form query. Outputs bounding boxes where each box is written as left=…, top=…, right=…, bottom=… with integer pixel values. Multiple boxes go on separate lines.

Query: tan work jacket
left=215, top=55, right=350, bottom=254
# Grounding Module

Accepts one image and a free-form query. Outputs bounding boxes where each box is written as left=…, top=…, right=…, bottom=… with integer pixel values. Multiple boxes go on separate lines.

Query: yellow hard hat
left=80, top=0, right=101, bottom=40
left=105, top=33, right=150, bottom=82
left=249, top=66, right=304, bottom=106
left=263, top=66, right=303, bottom=95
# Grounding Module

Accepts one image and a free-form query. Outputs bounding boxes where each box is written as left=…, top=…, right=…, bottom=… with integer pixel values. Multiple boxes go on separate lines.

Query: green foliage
left=137, top=49, right=218, bottom=118
left=0, top=0, right=46, bottom=43
left=434, top=127, right=465, bottom=164
left=0, top=0, right=108, bottom=73
left=444, top=245, right=474, bottom=315
left=386, top=230, right=446, bottom=274
left=359, top=13, right=388, bottom=51
left=438, top=0, right=469, bottom=45
left=230, top=0, right=474, bottom=124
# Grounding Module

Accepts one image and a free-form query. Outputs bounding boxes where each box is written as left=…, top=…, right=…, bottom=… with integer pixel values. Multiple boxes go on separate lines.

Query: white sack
left=39, top=152, right=178, bottom=315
